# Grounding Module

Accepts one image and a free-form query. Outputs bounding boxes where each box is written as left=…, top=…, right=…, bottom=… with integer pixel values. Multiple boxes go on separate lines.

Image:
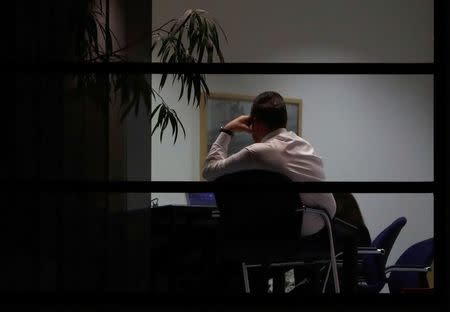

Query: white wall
left=152, top=0, right=433, bottom=63
left=146, top=0, right=434, bottom=291
left=150, top=74, right=434, bottom=261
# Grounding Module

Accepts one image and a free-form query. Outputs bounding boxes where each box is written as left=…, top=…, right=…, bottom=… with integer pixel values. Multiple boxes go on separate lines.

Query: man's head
left=250, top=91, right=287, bottom=142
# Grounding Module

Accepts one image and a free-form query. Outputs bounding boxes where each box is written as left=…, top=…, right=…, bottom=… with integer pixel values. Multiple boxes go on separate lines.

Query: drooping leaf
left=210, top=25, right=224, bottom=62
left=198, top=37, right=207, bottom=63
left=206, top=39, right=213, bottom=63
left=168, top=113, right=177, bottom=144
left=159, top=73, right=168, bottom=90
left=173, top=110, right=186, bottom=138
left=178, top=74, right=185, bottom=101
left=151, top=104, right=165, bottom=136
left=193, top=74, right=201, bottom=106
left=72, top=5, right=228, bottom=143
left=175, top=9, right=192, bottom=33
left=150, top=103, right=163, bottom=121
left=160, top=112, right=170, bottom=142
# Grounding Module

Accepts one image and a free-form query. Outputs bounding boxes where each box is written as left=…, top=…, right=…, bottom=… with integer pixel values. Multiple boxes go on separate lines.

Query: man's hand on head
left=224, top=115, right=252, bottom=133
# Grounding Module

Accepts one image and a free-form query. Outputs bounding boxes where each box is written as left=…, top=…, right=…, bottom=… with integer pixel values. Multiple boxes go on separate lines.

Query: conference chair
left=321, top=193, right=378, bottom=292
left=332, top=193, right=371, bottom=247
left=386, top=237, right=434, bottom=294
left=356, top=217, right=407, bottom=293
left=212, top=170, right=340, bottom=294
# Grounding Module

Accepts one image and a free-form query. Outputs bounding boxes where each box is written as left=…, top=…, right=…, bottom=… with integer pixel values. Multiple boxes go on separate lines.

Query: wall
left=152, top=0, right=433, bottom=63
left=146, top=0, right=435, bottom=291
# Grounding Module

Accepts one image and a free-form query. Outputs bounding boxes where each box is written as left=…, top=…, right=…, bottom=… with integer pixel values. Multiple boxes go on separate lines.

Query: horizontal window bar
left=0, top=291, right=441, bottom=304
left=11, top=62, right=435, bottom=74
left=5, top=181, right=436, bottom=193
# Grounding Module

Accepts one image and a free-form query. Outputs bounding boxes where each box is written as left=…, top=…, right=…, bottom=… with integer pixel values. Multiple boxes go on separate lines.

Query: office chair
left=386, top=238, right=433, bottom=293
left=212, top=170, right=340, bottom=294
left=333, top=193, right=371, bottom=247
left=321, top=193, right=377, bottom=292
left=356, top=217, right=407, bottom=293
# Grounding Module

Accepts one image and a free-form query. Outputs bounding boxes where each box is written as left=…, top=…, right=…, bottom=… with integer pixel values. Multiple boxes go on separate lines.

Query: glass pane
left=5, top=191, right=433, bottom=294
left=152, top=0, right=433, bottom=63
left=151, top=74, right=433, bottom=182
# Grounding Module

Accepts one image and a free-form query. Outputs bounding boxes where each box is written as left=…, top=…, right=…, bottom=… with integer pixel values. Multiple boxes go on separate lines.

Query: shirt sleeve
left=202, top=132, right=257, bottom=181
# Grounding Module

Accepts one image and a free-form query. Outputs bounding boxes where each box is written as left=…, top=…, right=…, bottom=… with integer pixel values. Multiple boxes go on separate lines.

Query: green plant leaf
left=76, top=6, right=229, bottom=143
left=210, top=25, right=224, bottom=62
left=193, top=75, right=201, bottom=106
left=160, top=112, right=170, bottom=142
left=173, top=110, right=186, bottom=138
left=151, top=104, right=165, bottom=136
left=159, top=73, right=168, bottom=90
left=178, top=74, right=185, bottom=101
left=175, top=9, right=192, bottom=33
left=197, top=38, right=206, bottom=63
left=168, top=113, right=178, bottom=144
left=150, top=103, right=163, bottom=121
left=206, top=39, right=213, bottom=63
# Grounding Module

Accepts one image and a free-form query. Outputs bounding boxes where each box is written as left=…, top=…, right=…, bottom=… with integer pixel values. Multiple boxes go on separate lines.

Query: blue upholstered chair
left=357, top=217, right=407, bottom=293
left=386, top=238, right=434, bottom=293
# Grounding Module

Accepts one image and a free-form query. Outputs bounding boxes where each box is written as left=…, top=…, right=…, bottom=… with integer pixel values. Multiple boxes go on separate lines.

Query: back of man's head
left=251, top=91, right=287, bottom=131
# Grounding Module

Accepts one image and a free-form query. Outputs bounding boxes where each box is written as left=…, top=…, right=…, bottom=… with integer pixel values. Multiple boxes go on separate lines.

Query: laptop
left=185, top=192, right=217, bottom=207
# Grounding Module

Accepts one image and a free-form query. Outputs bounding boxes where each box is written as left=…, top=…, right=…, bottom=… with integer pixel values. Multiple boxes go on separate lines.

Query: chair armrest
left=296, top=206, right=334, bottom=232
left=385, top=265, right=432, bottom=275
left=297, top=206, right=333, bottom=221
left=335, top=247, right=384, bottom=261
left=357, top=247, right=385, bottom=255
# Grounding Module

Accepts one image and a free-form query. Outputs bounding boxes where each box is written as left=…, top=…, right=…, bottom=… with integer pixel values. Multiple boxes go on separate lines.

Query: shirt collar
left=261, top=128, right=287, bottom=143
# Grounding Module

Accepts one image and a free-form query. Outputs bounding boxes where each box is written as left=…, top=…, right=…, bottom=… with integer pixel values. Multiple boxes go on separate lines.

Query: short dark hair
left=250, top=91, right=287, bottom=130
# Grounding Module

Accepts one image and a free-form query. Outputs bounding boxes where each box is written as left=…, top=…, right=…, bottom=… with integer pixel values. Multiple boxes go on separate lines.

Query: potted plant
left=75, top=0, right=227, bottom=143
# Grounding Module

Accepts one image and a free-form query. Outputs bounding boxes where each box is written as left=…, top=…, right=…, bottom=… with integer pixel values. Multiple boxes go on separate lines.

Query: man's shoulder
left=245, top=142, right=270, bottom=153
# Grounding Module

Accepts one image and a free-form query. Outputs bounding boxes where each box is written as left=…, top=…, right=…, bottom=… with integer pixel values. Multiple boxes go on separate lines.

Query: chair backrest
left=360, top=217, right=407, bottom=293
left=388, top=238, right=434, bottom=293
left=333, top=193, right=371, bottom=246
left=213, top=170, right=303, bottom=243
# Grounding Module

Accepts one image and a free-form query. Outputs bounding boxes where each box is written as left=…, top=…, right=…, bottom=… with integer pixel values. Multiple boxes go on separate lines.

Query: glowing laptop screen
left=186, top=193, right=217, bottom=207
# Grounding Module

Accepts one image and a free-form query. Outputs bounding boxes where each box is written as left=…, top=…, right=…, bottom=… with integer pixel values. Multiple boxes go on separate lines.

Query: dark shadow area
left=7, top=1, right=449, bottom=312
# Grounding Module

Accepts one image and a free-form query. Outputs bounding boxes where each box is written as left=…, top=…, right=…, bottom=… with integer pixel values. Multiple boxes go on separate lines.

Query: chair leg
left=323, top=214, right=340, bottom=293
left=322, top=263, right=332, bottom=293
left=242, top=262, right=251, bottom=293
left=273, top=267, right=285, bottom=294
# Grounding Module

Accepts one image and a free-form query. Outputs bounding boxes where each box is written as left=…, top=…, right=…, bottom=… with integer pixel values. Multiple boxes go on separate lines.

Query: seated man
left=202, top=91, right=341, bottom=293
left=202, top=91, right=336, bottom=237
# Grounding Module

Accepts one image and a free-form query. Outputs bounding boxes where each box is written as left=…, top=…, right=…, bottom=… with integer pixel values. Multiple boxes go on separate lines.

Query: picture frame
left=199, top=92, right=303, bottom=179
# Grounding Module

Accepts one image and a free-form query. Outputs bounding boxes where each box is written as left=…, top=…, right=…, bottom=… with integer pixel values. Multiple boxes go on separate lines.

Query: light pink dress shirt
left=202, top=128, right=336, bottom=236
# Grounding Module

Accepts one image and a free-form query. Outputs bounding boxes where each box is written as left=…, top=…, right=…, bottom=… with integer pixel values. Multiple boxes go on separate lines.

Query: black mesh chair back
left=214, top=170, right=303, bottom=244
left=213, top=170, right=341, bottom=294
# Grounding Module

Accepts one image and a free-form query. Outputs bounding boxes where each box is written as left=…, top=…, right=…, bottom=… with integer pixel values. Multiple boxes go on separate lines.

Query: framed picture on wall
left=199, top=93, right=303, bottom=179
